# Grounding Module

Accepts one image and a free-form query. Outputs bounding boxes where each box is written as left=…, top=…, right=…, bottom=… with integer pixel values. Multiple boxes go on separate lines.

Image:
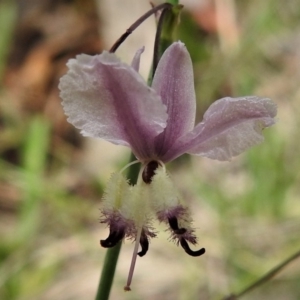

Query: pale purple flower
left=59, top=41, right=276, bottom=164
left=59, top=41, right=276, bottom=290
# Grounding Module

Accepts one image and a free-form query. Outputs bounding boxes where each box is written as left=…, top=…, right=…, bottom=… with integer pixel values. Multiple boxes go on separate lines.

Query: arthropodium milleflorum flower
left=59, top=41, right=277, bottom=290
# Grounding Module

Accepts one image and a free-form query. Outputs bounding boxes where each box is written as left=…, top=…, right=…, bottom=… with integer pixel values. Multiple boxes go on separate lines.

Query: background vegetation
left=0, top=0, right=299, bottom=299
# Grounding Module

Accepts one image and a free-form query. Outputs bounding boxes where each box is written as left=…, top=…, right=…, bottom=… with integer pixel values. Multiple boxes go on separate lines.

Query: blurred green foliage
left=0, top=1, right=16, bottom=80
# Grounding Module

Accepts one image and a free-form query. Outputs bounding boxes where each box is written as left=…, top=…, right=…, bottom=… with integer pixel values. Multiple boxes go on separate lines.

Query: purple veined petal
left=131, top=47, right=145, bottom=72
left=59, top=51, right=168, bottom=161
left=152, top=41, right=196, bottom=157
left=162, top=96, right=277, bottom=162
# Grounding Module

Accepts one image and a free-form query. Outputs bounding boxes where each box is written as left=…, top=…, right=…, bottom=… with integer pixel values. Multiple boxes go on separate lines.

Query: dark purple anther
left=100, top=228, right=125, bottom=248
left=142, top=160, right=159, bottom=184
left=168, top=217, right=187, bottom=234
left=137, top=230, right=149, bottom=257
left=179, top=238, right=205, bottom=257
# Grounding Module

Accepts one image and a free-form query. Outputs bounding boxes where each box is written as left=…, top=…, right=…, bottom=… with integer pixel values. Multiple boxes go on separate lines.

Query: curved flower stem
left=109, top=3, right=172, bottom=53
left=222, top=248, right=300, bottom=300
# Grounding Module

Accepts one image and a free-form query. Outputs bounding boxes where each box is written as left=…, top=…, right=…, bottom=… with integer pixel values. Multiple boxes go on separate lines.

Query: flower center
left=142, top=160, right=161, bottom=183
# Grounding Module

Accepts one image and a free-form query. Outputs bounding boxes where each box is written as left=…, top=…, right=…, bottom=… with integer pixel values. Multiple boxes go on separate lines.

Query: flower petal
left=162, top=96, right=277, bottom=162
left=131, top=47, right=144, bottom=72
left=152, top=41, right=196, bottom=157
left=59, top=51, right=168, bottom=160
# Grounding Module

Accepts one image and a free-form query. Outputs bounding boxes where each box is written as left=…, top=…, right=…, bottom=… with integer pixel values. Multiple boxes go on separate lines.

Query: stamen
left=142, top=160, right=160, bottom=183
left=137, top=230, right=149, bottom=257
left=124, top=226, right=143, bottom=291
left=179, top=238, right=205, bottom=257
left=168, top=217, right=187, bottom=234
left=100, top=229, right=125, bottom=248
left=119, top=160, right=140, bottom=174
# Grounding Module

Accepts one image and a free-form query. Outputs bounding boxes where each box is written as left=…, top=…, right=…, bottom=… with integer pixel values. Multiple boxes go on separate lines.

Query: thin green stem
left=152, top=5, right=173, bottom=76
left=166, top=0, right=179, bottom=4
left=223, top=248, right=300, bottom=300
left=149, top=3, right=183, bottom=82
left=95, top=241, right=122, bottom=300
